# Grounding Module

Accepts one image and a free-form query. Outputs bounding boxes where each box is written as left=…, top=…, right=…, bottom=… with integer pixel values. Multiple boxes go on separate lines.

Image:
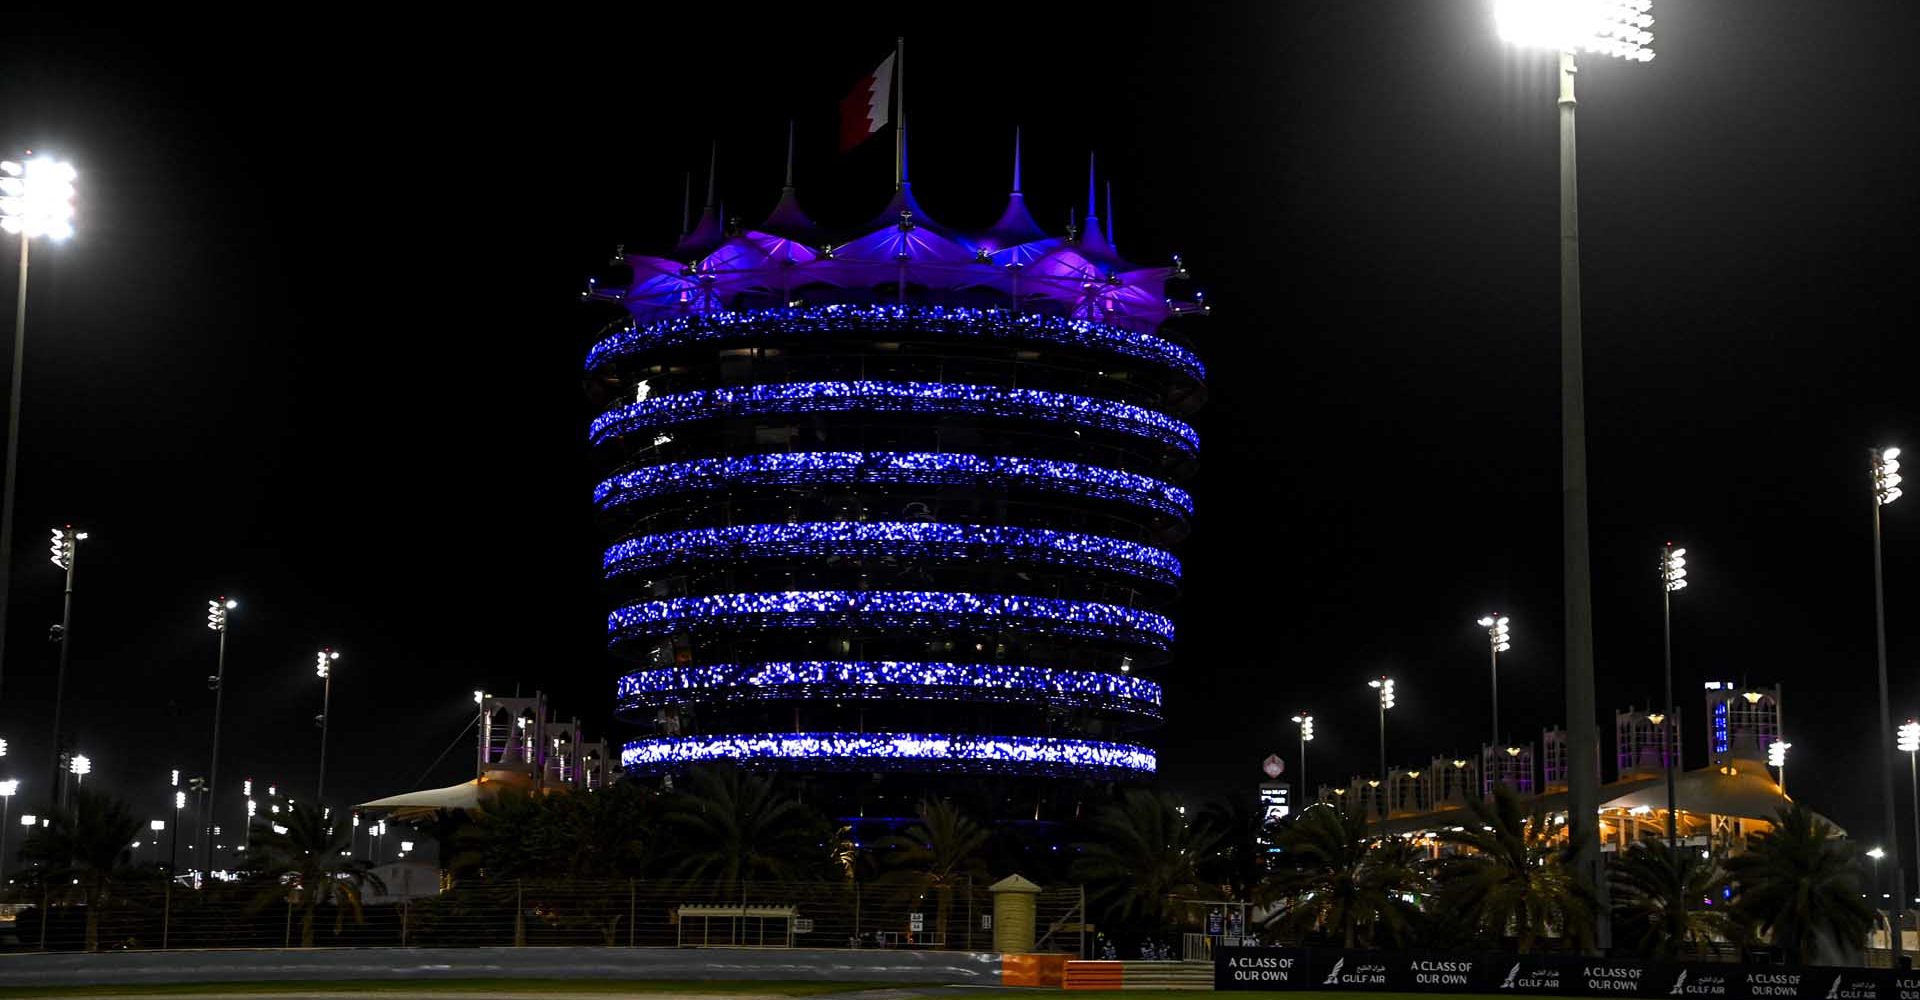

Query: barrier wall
left=1215, top=946, right=1920, bottom=999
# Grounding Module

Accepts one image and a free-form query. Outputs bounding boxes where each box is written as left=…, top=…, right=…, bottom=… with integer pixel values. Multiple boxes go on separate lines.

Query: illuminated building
left=580, top=137, right=1205, bottom=813
left=1314, top=687, right=1808, bottom=857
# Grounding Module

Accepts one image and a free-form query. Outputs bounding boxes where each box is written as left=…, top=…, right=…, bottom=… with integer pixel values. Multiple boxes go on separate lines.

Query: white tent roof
left=355, top=769, right=533, bottom=819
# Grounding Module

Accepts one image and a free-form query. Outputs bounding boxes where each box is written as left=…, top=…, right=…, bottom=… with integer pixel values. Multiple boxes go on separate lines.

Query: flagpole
left=893, top=36, right=906, bottom=190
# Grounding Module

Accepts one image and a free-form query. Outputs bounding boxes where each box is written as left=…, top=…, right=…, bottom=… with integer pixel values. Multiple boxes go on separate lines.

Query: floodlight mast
left=1660, top=543, right=1687, bottom=849
left=1901, top=720, right=1920, bottom=907
left=1870, top=446, right=1905, bottom=964
left=1479, top=615, right=1511, bottom=746
left=1290, top=713, right=1315, bottom=800
left=1492, top=0, right=1654, bottom=953
left=0, top=155, right=76, bottom=709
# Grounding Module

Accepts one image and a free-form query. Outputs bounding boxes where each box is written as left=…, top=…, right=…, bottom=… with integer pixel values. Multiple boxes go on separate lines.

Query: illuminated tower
left=1702, top=681, right=1781, bottom=766
left=581, top=138, right=1205, bottom=815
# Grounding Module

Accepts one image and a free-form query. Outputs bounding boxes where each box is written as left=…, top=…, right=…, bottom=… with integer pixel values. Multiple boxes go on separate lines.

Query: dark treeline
left=9, top=772, right=1877, bottom=961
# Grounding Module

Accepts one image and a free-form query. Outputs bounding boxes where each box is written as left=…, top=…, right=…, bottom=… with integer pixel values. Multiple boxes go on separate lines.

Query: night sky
left=0, top=3, right=1913, bottom=856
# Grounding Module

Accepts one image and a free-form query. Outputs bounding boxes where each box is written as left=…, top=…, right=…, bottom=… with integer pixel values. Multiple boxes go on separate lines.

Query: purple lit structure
left=581, top=130, right=1205, bottom=805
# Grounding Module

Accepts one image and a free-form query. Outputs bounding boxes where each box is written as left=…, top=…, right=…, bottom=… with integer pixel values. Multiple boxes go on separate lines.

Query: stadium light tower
left=46, top=525, right=85, bottom=806
left=0, top=779, right=16, bottom=883
left=201, top=597, right=236, bottom=877
left=1290, top=713, right=1315, bottom=800
left=0, top=154, right=76, bottom=708
left=315, top=648, right=339, bottom=803
left=1767, top=740, right=1791, bottom=795
left=1368, top=676, right=1396, bottom=785
left=1478, top=615, right=1511, bottom=745
left=171, top=788, right=185, bottom=874
left=1659, top=543, right=1688, bottom=848
left=1901, top=720, right=1919, bottom=906
left=1493, top=0, right=1654, bottom=947
left=1870, top=446, right=1905, bottom=965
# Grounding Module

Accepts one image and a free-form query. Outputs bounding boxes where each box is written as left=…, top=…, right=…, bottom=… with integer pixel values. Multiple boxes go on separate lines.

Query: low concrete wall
left=0, top=946, right=1006, bottom=989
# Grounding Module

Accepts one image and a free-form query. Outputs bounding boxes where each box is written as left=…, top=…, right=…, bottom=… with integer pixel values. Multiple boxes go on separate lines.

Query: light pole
left=46, top=525, right=85, bottom=806
left=149, top=820, right=164, bottom=866
left=1494, top=3, right=1653, bottom=945
left=1868, top=846, right=1890, bottom=946
left=1478, top=615, right=1511, bottom=745
left=0, top=154, right=76, bottom=704
left=171, top=789, right=185, bottom=875
left=1659, top=543, right=1688, bottom=849
left=315, top=648, right=338, bottom=803
left=1289, top=713, right=1315, bottom=800
left=1767, top=740, right=1791, bottom=796
left=1901, top=721, right=1919, bottom=908
left=1367, top=676, right=1395, bottom=784
left=1872, top=446, right=1906, bottom=964
left=68, top=753, right=89, bottom=787
left=0, top=779, right=16, bottom=884
left=201, top=597, right=236, bottom=877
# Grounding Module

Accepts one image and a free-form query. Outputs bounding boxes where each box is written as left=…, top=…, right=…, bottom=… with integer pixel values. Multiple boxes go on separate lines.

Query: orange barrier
left=1001, top=953, right=1071, bottom=987
left=1063, top=959, right=1125, bottom=990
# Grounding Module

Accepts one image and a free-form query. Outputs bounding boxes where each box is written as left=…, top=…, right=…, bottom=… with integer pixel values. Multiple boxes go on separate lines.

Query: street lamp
left=46, top=525, right=85, bottom=806
left=1290, top=713, right=1315, bottom=799
left=149, top=820, right=165, bottom=865
left=201, top=597, right=236, bottom=877
left=1658, top=543, right=1688, bottom=849
left=315, top=647, right=339, bottom=802
left=1368, top=676, right=1396, bottom=785
left=1870, top=446, right=1906, bottom=965
left=1493, top=1, right=1655, bottom=947
left=68, top=753, right=90, bottom=786
left=1478, top=615, right=1511, bottom=746
left=1901, top=720, right=1919, bottom=908
left=1767, top=741, right=1791, bottom=795
left=0, top=154, right=76, bottom=708
left=0, top=779, right=17, bottom=883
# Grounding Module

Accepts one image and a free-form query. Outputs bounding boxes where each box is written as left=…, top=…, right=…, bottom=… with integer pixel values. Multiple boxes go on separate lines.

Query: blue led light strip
left=604, top=522, right=1181, bottom=587
left=594, top=451, right=1193, bottom=521
left=589, top=380, right=1198, bottom=454
left=607, top=590, right=1174, bottom=650
left=615, top=661, right=1163, bottom=716
left=585, top=304, right=1205, bottom=381
left=619, top=732, right=1157, bottom=777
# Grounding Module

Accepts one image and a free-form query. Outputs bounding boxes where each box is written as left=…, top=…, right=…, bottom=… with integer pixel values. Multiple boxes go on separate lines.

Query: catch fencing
left=2, top=877, right=1088, bottom=954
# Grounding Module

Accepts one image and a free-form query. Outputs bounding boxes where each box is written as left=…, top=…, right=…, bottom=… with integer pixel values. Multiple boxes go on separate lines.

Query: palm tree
left=1194, top=796, right=1270, bottom=902
left=662, top=764, right=826, bottom=896
left=876, top=798, right=991, bottom=946
left=1432, top=786, right=1593, bottom=953
left=1072, top=789, right=1217, bottom=937
left=247, top=802, right=385, bottom=947
left=413, top=808, right=470, bottom=888
left=1610, top=841, right=1736, bottom=959
left=451, top=788, right=554, bottom=879
left=540, top=781, right=656, bottom=879
left=1257, top=801, right=1424, bottom=948
left=1723, top=804, right=1874, bottom=964
left=18, top=788, right=143, bottom=951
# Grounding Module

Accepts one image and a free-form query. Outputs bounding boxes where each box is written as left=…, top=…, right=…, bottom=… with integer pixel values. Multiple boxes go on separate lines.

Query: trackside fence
left=3, top=878, right=1088, bottom=954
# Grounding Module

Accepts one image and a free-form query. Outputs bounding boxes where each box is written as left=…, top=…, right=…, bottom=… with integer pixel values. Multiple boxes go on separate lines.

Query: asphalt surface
left=0, top=946, right=1007, bottom=990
